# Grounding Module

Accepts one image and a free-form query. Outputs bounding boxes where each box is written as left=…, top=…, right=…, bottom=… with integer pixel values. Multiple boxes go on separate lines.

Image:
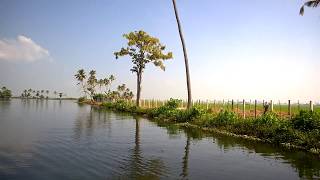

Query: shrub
left=292, top=110, right=320, bottom=131
left=78, top=96, right=87, bottom=103
left=113, top=100, right=132, bottom=111
left=212, top=110, right=238, bottom=126
left=165, top=98, right=182, bottom=109
left=175, top=106, right=205, bottom=123
left=93, top=93, right=105, bottom=102
left=253, top=112, right=281, bottom=126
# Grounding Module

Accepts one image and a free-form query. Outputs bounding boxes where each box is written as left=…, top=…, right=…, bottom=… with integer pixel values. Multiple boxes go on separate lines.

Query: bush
left=165, top=98, right=182, bottom=109
left=209, top=110, right=238, bottom=126
left=175, top=106, right=206, bottom=123
left=253, top=112, right=281, bottom=126
left=292, top=110, right=320, bottom=131
left=93, top=93, right=105, bottom=102
left=78, top=96, right=87, bottom=103
left=113, top=100, right=132, bottom=111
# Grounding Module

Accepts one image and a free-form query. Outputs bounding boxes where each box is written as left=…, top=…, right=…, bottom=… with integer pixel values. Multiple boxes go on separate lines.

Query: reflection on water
left=0, top=99, right=319, bottom=179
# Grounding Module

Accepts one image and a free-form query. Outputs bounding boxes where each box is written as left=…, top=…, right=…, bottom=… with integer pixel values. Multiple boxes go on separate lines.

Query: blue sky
left=0, top=0, right=319, bottom=102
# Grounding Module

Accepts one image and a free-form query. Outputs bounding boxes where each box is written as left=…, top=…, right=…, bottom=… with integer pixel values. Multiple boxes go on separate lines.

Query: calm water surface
left=0, top=99, right=319, bottom=180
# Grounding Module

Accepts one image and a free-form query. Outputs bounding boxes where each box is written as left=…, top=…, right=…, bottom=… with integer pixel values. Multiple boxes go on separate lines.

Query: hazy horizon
left=0, top=0, right=319, bottom=102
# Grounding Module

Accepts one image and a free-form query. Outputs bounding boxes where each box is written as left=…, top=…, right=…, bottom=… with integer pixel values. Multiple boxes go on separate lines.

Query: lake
left=0, top=99, right=319, bottom=179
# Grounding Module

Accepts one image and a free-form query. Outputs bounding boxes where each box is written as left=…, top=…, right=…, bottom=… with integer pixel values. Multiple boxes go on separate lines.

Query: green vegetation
left=97, top=98, right=320, bottom=154
left=0, top=86, right=12, bottom=99
left=114, top=30, right=173, bottom=107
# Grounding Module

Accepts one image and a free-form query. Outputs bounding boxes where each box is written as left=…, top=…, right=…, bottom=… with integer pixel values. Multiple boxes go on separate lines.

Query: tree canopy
left=0, top=86, right=12, bottom=99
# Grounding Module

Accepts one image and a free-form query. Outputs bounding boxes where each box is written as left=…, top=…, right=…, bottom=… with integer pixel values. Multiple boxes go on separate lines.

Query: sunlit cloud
left=0, top=35, right=50, bottom=62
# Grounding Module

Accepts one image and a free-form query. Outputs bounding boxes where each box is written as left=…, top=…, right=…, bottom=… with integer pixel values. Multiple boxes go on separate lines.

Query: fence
left=126, top=99, right=320, bottom=119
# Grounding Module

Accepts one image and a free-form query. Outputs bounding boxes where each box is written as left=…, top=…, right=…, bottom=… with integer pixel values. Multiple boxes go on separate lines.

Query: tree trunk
left=181, top=136, right=190, bottom=178
left=172, top=0, right=192, bottom=109
left=136, top=72, right=142, bottom=107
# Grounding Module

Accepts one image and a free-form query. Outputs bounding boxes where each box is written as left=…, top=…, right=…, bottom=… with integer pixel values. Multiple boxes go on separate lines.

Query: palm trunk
left=172, top=0, right=192, bottom=109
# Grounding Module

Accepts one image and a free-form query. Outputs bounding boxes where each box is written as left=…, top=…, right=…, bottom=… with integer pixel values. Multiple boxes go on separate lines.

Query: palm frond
left=300, top=0, right=320, bottom=15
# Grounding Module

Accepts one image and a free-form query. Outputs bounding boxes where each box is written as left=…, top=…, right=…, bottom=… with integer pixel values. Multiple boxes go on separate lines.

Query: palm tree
left=172, top=0, right=192, bottom=109
left=23, top=89, right=28, bottom=98
left=97, top=79, right=104, bottom=93
left=46, top=90, right=49, bottom=99
left=87, top=70, right=97, bottom=99
left=75, top=69, right=87, bottom=97
left=300, top=0, right=320, bottom=15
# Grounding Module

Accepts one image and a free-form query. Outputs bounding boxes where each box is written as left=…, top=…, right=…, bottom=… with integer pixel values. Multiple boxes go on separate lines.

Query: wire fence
left=126, top=99, right=320, bottom=119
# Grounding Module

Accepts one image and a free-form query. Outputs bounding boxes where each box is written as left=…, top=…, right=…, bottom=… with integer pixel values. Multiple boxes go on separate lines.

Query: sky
left=0, top=0, right=319, bottom=102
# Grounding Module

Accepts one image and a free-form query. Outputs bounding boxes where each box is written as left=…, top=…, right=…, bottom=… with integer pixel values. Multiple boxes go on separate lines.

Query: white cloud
left=0, top=35, right=50, bottom=62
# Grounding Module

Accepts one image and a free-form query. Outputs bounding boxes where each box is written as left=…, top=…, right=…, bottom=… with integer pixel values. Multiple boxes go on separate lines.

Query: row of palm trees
left=75, top=69, right=134, bottom=101
left=21, top=89, right=64, bottom=99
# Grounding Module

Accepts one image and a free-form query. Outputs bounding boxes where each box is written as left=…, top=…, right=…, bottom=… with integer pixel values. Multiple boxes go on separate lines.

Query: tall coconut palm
left=75, top=69, right=87, bottom=97
left=300, top=0, right=320, bottom=15
left=172, top=0, right=192, bottom=109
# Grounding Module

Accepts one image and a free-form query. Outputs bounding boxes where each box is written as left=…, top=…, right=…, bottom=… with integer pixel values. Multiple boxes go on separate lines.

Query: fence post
left=288, top=100, right=291, bottom=119
left=231, top=99, right=234, bottom=111
left=310, top=101, right=314, bottom=112
left=206, top=100, right=209, bottom=110
left=242, top=99, right=246, bottom=119
left=236, top=100, right=239, bottom=114
left=222, top=99, right=225, bottom=110
left=279, top=100, right=281, bottom=117
left=270, top=100, right=273, bottom=112
left=254, top=100, right=257, bottom=119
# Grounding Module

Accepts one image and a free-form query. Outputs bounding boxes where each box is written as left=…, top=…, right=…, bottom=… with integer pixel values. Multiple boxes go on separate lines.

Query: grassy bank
left=82, top=98, right=320, bottom=155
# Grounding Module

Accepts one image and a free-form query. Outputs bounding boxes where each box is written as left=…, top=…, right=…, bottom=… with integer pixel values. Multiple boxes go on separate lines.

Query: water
left=0, top=99, right=319, bottom=180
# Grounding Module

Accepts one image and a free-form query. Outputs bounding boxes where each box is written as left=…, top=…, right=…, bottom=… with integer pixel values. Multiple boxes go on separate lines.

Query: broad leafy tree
left=114, top=30, right=173, bottom=107
left=0, top=86, right=12, bottom=99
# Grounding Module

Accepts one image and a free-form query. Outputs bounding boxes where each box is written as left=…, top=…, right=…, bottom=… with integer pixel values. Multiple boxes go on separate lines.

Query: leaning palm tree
left=172, top=0, right=192, bottom=109
left=75, top=69, right=87, bottom=97
left=300, top=0, right=320, bottom=15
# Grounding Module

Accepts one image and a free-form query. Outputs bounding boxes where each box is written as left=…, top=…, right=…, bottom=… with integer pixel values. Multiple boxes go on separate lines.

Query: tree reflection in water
left=121, top=116, right=167, bottom=179
left=180, top=127, right=320, bottom=180
left=180, top=136, right=190, bottom=179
